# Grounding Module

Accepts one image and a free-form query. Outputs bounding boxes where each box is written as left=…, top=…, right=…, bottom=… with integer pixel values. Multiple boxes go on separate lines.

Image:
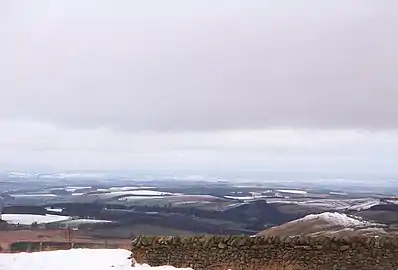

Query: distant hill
left=257, top=212, right=392, bottom=237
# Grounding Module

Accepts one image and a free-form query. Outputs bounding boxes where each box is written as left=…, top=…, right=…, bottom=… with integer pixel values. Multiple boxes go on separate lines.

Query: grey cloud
left=0, top=0, right=397, bottom=131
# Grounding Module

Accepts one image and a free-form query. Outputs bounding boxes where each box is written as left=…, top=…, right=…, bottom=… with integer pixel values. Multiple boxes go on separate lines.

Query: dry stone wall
left=131, top=235, right=398, bottom=270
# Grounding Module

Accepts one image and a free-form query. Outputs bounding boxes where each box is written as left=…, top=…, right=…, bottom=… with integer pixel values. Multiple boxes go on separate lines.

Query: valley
left=1, top=172, right=398, bottom=249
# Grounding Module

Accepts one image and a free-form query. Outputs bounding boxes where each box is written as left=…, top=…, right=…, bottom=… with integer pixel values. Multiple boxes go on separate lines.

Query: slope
left=257, top=212, right=387, bottom=237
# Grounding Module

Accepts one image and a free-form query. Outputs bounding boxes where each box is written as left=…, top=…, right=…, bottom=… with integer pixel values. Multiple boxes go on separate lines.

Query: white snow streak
left=276, top=189, right=308, bottom=195
left=1, top=214, right=70, bottom=225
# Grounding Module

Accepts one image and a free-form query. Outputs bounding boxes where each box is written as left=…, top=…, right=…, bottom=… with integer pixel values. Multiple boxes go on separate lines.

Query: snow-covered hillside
left=299, top=212, right=373, bottom=227
left=0, top=249, right=193, bottom=270
left=257, top=212, right=386, bottom=237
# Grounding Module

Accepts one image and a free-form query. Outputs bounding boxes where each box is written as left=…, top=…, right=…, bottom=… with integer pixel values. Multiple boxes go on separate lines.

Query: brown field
left=0, top=229, right=131, bottom=252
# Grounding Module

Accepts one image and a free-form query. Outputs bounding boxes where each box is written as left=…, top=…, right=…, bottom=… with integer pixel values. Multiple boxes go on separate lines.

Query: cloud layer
left=0, top=1, right=397, bottom=173
left=1, top=0, right=397, bottom=131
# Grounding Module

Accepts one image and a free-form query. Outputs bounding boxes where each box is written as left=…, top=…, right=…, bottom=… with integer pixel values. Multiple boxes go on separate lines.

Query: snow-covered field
left=224, top=195, right=269, bottom=200
left=95, top=190, right=175, bottom=200
left=118, top=194, right=225, bottom=206
left=97, top=186, right=156, bottom=192
left=10, top=194, right=58, bottom=198
left=118, top=196, right=168, bottom=201
left=276, top=189, right=308, bottom=195
left=0, top=249, right=193, bottom=270
left=58, top=219, right=113, bottom=227
left=64, top=186, right=92, bottom=192
left=0, top=214, right=70, bottom=225
left=109, top=190, right=173, bottom=196
left=45, top=207, right=64, bottom=213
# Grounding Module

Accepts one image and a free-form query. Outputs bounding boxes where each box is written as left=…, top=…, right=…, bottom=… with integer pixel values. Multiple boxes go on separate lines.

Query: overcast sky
left=0, top=0, right=397, bottom=174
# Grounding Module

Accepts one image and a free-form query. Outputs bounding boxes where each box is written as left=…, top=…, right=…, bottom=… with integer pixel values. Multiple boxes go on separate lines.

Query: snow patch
left=224, top=195, right=268, bottom=200
left=1, top=214, right=70, bottom=225
left=118, top=196, right=166, bottom=201
left=276, top=189, right=308, bottom=195
left=99, top=190, right=173, bottom=198
left=60, top=219, right=113, bottom=225
left=299, top=212, right=373, bottom=227
left=115, top=190, right=172, bottom=196
left=40, top=173, right=104, bottom=179
left=6, top=172, right=37, bottom=178
left=348, top=199, right=380, bottom=211
left=329, top=191, right=348, bottom=196
left=385, top=199, right=398, bottom=204
left=65, top=186, right=92, bottom=192
left=266, top=198, right=381, bottom=211
left=0, top=249, right=192, bottom=270
left=11, top=194, right=58, bottom=198
left=45, top=207, right=64, bottom=213
left=97, top=186, right=156, bottom=192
